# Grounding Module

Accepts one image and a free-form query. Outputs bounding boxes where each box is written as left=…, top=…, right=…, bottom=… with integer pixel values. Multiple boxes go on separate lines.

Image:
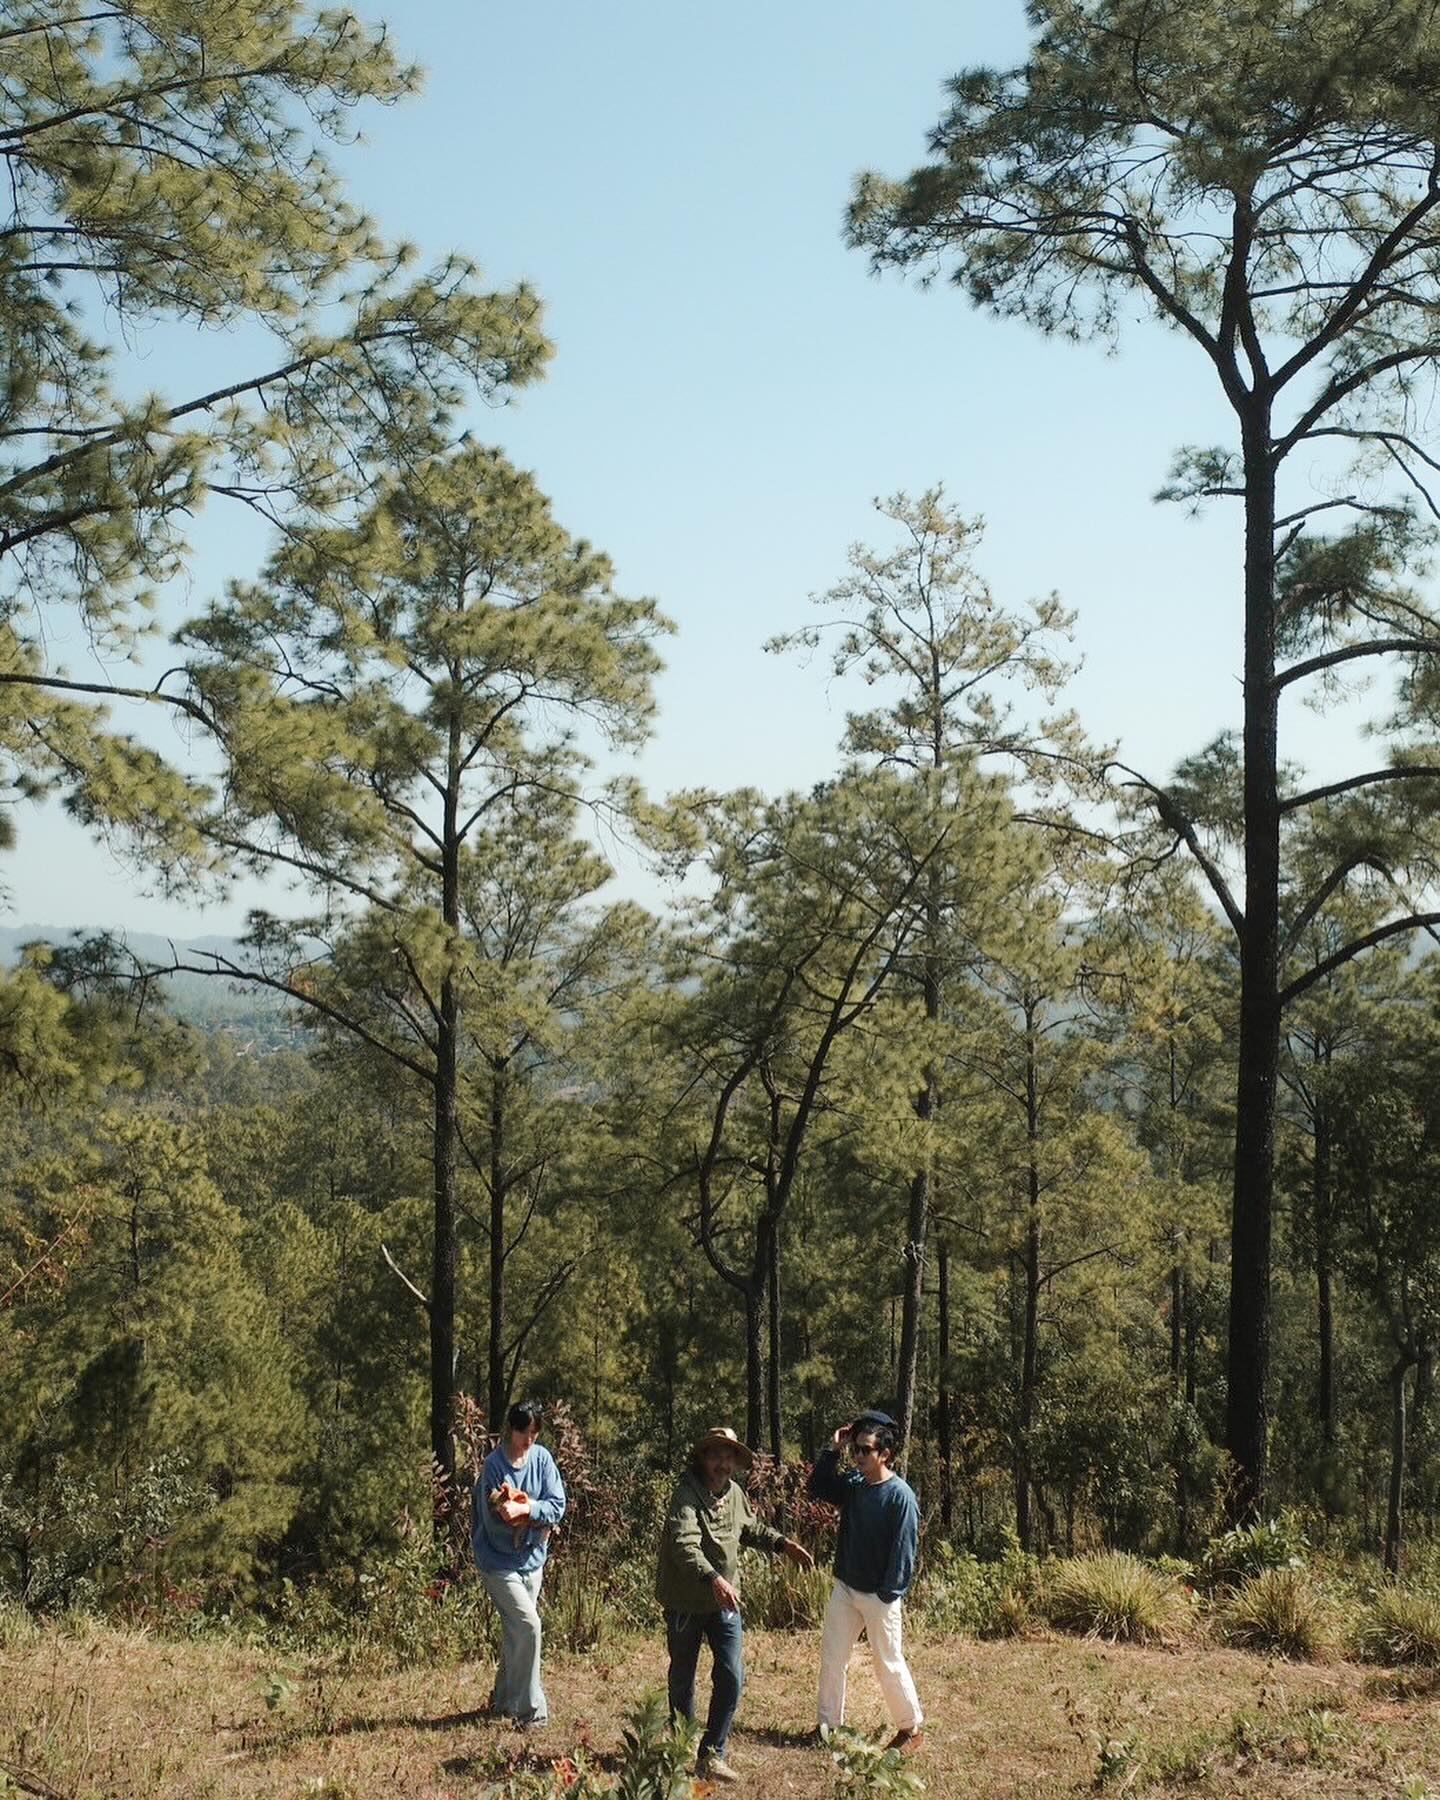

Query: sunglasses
left=849, top=1440, right=880, bottom=1458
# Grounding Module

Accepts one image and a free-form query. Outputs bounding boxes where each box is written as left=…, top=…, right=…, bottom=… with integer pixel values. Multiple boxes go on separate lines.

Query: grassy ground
left=4, top=1618, right=1440, bottom=1798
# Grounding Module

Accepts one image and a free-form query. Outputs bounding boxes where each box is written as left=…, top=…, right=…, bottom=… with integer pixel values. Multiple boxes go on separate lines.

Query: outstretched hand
left=782, top=1538, right=815, bottom=1571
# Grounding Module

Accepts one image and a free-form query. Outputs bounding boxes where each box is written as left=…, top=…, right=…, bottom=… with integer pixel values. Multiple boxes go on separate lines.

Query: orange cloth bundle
left=488, top=1477, right=551, bottom=1549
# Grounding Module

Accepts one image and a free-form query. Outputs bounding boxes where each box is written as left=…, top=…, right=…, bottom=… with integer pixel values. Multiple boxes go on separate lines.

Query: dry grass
left=1352, top=1584, right=1440, bottom=1668
left=1042, top=1552, right=1190, bottom=1645
left=1219, top=1568, right=1339, bottom=1662
left=3, top=1616, right=1440, bottom=1797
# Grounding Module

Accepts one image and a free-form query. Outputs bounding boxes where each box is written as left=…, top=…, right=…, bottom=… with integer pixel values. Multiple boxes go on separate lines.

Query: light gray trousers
left=480, top=1565, right=547, bottom=1722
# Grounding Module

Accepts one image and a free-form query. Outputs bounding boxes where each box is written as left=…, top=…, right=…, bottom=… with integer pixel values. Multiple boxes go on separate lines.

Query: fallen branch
left=0, top=1762, right=68, bottom=1800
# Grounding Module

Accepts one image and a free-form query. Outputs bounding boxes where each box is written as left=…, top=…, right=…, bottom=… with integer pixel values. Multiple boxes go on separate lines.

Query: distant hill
left=0, top=923, right=303, bottom=1042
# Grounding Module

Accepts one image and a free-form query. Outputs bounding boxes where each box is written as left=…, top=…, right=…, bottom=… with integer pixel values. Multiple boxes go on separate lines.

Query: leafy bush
left=1219, top=1567, right=1335, bottom=1660
left=1353, top=1584, right=1440, bottom=1667
left=1199, top=1517, right=1308, bottom=1591
left=914, top=1540, right=1039, bottom=1638
left=1042, top=1552, right=1187, bottom=1644
left=822, top=1724, right=927, bottom=1795
left=739, top=1549, right=831, bottom=1630
left=544, top=1548, right=652, bottom=1651
left=0, top=1454, right=212, bottom=1614
left=268, top=1533, right=497, bottom=1671
left=610, top=1692, right=701, bottom=1800
left=475, top=1696, right=698, bottom=1798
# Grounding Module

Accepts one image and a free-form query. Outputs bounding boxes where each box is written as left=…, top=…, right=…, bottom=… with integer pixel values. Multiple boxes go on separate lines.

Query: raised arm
left=807, top=1442, right=861, bottom=1506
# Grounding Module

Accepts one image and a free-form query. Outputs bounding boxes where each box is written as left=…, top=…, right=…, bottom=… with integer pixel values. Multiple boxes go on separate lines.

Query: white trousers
left=816, top=1579, right=923, bottom=1732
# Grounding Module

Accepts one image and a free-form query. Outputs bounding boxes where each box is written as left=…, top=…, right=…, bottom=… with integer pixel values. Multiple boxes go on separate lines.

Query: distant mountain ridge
left=0, top=923, right=291, bottom=1028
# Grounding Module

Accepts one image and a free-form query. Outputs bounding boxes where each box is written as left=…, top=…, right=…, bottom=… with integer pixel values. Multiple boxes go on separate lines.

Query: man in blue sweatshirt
left=471, top=1399, right=567, bottom=1727
left=807, top=1411, right=923, bottom=1754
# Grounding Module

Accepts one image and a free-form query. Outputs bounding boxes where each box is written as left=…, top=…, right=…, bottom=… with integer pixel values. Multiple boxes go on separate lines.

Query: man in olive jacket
left=657, top=1426, right=813, bottom=1784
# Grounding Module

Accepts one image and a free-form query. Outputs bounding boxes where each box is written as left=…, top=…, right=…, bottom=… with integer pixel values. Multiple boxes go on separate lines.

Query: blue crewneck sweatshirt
left=807, top=1447, right=918, bottom=1602
left=471, top=1443, right=566, bottom=1576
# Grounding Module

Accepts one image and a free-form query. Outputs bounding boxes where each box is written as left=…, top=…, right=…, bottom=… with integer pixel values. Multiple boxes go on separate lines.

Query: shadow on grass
left=736, top=1723, right=824, bottom=1750
left=441, top=1744, right=628, bottom=1779
left=237, top=1706, right=498, bottom=1760
left=1361, top=1666, right=1440, bottom=1702
left=328, top=1706, right=494, bottom=1735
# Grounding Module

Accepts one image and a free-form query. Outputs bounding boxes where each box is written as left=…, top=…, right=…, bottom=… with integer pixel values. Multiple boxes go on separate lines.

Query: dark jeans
left=664, top=1606, right=743, bottom=1756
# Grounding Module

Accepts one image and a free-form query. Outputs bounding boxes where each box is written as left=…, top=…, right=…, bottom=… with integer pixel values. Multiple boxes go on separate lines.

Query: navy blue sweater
left=808, top=1447, right=918, bottom=1602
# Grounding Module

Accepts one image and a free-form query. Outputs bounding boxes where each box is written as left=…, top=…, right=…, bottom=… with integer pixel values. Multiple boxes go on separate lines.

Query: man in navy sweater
left=807, top=1412, right=924, bottom=1754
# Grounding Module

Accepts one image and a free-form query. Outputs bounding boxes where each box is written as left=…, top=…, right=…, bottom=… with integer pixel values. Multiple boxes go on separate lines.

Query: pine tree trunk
left=1385, top=1355, right=1410, bottom=1576
left=938, top=1235, right=954, bottom=1533
left=431, top=977, right=459, bottom=1492
left=1409, top=1348, right=1432, bottom=1493
left=430, top=692, right=464, bottom=1495
left=487, top=1060, right=508, bottom=1427
left=1226, top=425, right=1280, bottom=1523
left=766, top=1214, right=783, bottom=1464
left=1017, top=1004, right=1041, bottom=1552
left=896, top=882, right=943, bottom=1463
left=1314, top=1098, right=1338, bottom=1457
left=1172, top=1256, right=1190, bottom=1552
left=744, top=1281, right=764, bottom=1452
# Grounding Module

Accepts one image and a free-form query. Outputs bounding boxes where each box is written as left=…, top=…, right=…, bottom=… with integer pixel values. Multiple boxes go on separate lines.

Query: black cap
left=854, top=1409, right=899, bottom=1432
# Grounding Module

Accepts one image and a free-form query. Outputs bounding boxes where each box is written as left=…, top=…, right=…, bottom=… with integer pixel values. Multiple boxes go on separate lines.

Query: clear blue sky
left=9, top=1, right=1373, bottom=936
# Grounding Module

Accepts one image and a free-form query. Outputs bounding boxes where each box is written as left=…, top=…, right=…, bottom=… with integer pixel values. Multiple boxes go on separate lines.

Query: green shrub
left=821, top=1724, right=927, bottom=1795
left=1353, top=1584, right=1440, bottom=1667
left=1042, top=1552, right=1186, bottom=1644
left=610, top=1691, right=701, bottom=1800
left=0, top=1599, right=38, bottom=1648
left=1219, top=1567, right=1335, bottom=1660
left=739, top=1550, right=831, bottom=1630
left=914, top=1541, right=1039, bottom=1638
left=544, top=1549, right=650, bottom=1650
left=1199, top=1517, right=1308, bottom=1591
left=267, top=1536, right=497, bottom=1671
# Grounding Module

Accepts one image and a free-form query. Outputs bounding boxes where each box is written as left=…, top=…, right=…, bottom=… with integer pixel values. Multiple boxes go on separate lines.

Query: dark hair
left=508, top=1400, right=543, bottom=1433
left=858, top=1421, right=898, bottom=1462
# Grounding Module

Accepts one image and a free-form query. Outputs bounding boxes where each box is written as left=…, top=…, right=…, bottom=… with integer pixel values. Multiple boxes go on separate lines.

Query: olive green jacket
left=655, top=1467, right=787, bottom=1613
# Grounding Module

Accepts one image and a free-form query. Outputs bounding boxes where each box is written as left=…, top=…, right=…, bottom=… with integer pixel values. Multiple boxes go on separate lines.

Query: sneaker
left=697, top=1752, right=740, bottom=1783
left=886, top=1727, right=925, bottom=1755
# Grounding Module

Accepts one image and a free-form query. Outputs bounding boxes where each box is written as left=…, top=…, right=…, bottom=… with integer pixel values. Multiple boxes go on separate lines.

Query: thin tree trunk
left=1172, top=1254, right=1190, bottom=1552
left=1017, top=1002, right=1041, bottom=1552
left=897, top=1162, right=929, bottom=1457
left=431, top=977, right=459, bottom=1489
left=1170, top=1254, right=1183, bottom=1385
left=1314, top=1096, right=1338, bottom=1457
left=1409, top=1348, right=1432, bottom=1492
left=744, top=1281, right=764, bottom=1452
left=938, top=1235, right=954, bottom=1533
left=430, top=686, right=464, bottom=1494
left=897, top=880, right=943, bottom=1462
left=766, top=1214, right=783, bottom=1465
left=487, top=1060, right=508, bottom=1426
left=1385, top=1354, right=1411, bottom=1576
left=1226, top=423, right=1280, bottom=1523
